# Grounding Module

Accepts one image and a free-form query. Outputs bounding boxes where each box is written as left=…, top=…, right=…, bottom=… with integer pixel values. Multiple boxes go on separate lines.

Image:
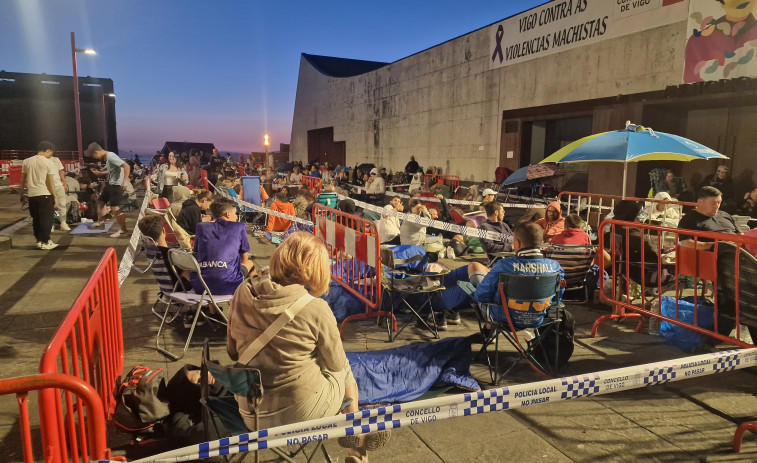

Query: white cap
left=482, top=188, right=497, bottom=197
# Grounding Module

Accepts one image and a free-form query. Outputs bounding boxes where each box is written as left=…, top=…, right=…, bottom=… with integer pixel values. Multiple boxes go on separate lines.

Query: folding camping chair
left=155, top=249, right=234, bottom=361
left=130, top=236, right=186, bottom=323
left=459, top=272, right=565, bottom=384
left=380, top=247, right=448, bottom=341
left=200, top=340, right=331, bottom=463
left=542, top=244, right=597, bottom=303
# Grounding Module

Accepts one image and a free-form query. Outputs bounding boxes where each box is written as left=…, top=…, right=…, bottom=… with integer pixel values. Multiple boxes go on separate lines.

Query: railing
left=0, top=374, right=110, bottom=463
left=557, top=191, right=696, bottom=231
left=1, top=150, right=80, bottom=161
left=302, top=175, right=323, bottom=194
left=60, top=160, right=82, bottom=172
left=38, top=248, right=123, bottom=462
left=594, top=219, right=757, bottom=348
left=312, top=204, right=394, bottom=338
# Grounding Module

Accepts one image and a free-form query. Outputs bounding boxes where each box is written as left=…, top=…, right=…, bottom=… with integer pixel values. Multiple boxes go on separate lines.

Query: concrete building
left=290, top=0, right=757, bottom=197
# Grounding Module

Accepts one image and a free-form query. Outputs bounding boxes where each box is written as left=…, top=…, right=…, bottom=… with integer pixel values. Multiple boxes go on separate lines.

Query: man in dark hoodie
left=176, top=189, right=214, bottom=235
left=536, top=200, right=565, bottom=242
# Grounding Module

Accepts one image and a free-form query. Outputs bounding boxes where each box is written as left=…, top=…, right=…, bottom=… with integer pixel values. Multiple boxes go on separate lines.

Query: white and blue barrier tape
left=210, top=183, right=316, bottom=227
left=338, top=193, right=513, bottom=243
left=96, top=348, right=757, bottom=462
left=117, top=183, right=153, bottom=286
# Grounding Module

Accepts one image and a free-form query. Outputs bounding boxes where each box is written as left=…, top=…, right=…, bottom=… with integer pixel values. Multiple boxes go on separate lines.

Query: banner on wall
left=683, top=0, right=757, bottom=83
left=488, top=0, right=686, bottom=70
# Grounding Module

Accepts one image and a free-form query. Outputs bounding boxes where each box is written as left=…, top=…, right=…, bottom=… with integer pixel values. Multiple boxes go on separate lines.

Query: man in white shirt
left=50, top=154, right=70, bottom=231
left=380, top=195, right=403, bottom=244
left=20, top=141, right=59, bottom=249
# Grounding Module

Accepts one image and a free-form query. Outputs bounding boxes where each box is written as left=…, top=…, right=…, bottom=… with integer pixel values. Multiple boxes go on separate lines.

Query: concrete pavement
left=1, top=183, right=757, bottom=462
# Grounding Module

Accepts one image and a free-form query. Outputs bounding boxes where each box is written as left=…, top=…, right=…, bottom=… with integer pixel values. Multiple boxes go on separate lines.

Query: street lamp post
left=71, top=32, right=96, bottom=164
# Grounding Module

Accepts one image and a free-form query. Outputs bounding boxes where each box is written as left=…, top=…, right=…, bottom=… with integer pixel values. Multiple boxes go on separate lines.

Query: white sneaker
left=60, top=222, right=71, bottom=231
left=437, top=249, right=446, bottom=259
left=40, top=240, right=59, bottom=250
left=81, top=218, right=93, bottom=223
left=110, top=229, right=127, bottom=238
left=36, top=241, right=43, bottom=249
left=445, top=245, right=455, bottom=260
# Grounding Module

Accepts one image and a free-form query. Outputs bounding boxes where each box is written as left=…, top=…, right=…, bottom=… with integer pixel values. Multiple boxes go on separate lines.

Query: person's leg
left=28, top=196, right=41, bottom=243
left=37, top=196, right=54, bottom=244
left=53, top=185, right=69, bottom=230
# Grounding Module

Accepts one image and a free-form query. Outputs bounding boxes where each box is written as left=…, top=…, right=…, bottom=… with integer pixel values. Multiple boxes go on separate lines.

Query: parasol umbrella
left=540, top=122, right=728, bottom=198
left=501, top=163, right=565, bottom=187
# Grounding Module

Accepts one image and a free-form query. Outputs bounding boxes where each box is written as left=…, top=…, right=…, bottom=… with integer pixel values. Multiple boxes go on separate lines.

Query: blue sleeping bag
left=346, top=337, right=480, bottom=406
left=324, top=282, right=366, bottom=322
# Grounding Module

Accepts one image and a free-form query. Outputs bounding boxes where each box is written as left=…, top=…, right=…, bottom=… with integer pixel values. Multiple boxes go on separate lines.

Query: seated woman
left=550, top=214, right=591, bottom=245
left=226, top=232, right=389, bottom=462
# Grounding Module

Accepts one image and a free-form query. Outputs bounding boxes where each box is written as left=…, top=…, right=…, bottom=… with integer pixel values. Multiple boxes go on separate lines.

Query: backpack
left=114, top=366, right=170, bottom=435
left=534, top=308, right=575, bottom=372
left=316, top=192, right=338, bottom=209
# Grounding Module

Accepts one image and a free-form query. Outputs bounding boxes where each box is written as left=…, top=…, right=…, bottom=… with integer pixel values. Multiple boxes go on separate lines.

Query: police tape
left=339, top=193, right=513, bottom=242
left=117, top=180, right=152, bottom=286
left=210, top=183, right=315, bottom=227
left=97, top=347, right=757, bottom=463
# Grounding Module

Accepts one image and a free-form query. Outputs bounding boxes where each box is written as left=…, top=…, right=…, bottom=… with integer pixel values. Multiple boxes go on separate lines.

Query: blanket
left=347, top=337, right=480, bottom=406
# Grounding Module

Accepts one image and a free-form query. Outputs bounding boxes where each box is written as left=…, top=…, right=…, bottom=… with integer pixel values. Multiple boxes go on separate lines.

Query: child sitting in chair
left=191, top=198, right=255, bottom=296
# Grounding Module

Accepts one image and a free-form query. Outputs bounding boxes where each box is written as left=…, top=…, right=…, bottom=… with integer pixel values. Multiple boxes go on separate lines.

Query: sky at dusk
left=1, top=0, right=545, bottom=155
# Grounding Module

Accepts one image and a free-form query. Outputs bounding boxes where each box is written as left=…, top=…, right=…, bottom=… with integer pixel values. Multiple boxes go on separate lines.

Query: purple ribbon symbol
left=491, top=25, right=504, bottom=63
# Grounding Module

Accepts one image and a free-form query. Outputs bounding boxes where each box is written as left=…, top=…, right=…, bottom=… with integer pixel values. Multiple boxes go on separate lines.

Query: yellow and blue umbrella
left=541, top=122, right=727, bottom=197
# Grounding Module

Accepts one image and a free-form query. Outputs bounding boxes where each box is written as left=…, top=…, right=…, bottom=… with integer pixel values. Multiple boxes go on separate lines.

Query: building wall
left=291, top=3, right=690, bottom=183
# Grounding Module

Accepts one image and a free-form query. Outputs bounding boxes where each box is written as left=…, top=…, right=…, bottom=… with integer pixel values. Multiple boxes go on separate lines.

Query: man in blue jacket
left=475, top=221, right=563, bottom=328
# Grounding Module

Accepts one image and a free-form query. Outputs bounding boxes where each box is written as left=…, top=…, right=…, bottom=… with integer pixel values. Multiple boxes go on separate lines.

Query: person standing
left=85, top=142, right=131, bottom=238
left=50, top=153, right=70, bottom=231
left=20, top=141, right=59, bottom=249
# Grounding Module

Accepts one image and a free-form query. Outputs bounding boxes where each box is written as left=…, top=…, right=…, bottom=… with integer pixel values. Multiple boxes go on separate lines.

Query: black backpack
left=534, top=308, right=575, bottom=372
left=114, top=366, right=170, bottom=435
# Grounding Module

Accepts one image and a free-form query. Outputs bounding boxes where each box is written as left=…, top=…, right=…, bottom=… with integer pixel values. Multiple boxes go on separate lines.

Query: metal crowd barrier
left=0, top=374, right=111, bottom=463
left=37, top=248, right=124, bottom=462
left=302, top=175, right=323, bottom=193
left=0, top=159, right=11, bottom=177
left=60, top=160, right=82, bottom=172
left=594, top=219, right=757, bottom=348
left=424, top=173, right=460, bottom=196
left=9, top=165, right=22, bottom=190
left=312, top=204, right=394, bottom=338
left=557, top=191, right=696, bottom=231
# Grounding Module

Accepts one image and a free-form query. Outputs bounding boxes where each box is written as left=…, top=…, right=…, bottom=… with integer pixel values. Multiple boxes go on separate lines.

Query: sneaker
left=110, top=229, right=128, bottom=238
left=182, top=311, right=206, bottom=329
left=39, top=240, right=59, bottom=250
left=445, top=310, right=461, bottom=325
left=445, top=245, right=455, bottom=260
left=35, top=241, right=43, bottom=249
left=81, top=218, right=93, bottom=223
left=425, top=312, right=448, bottom=331
left=60, top=222, right=71, bottom=231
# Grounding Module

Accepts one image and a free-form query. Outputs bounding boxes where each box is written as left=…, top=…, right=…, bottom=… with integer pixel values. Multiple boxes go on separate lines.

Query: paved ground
left=1, top=182, right=757, bottom=462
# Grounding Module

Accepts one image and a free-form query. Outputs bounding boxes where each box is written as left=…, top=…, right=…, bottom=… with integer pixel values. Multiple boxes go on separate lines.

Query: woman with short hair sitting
left=226, top=232, right=389, bottom=462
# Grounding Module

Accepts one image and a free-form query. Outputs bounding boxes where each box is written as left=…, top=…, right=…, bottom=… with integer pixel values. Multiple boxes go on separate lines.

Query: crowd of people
left=18, top=144, right=757, bottom=462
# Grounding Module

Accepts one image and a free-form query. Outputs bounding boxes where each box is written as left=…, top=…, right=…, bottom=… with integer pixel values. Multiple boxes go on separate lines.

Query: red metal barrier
left=594, top=219, right=757, bottom=348
left=0, top=159, right=11, bottom=176
left=9, top=165, right=22, bottom=190
left=0, top=374, right=110, bottom=463
left=557, top=191, right=696, bottom=231
left=302, top=175, right=323, bottom=193
left=1, top=150, right=79, bottom=161
left=60, top=160, right=82, bottom=172
left=424, top=174, right=460, bottom=195
left=313, top=204, right=395, bottom=338
left=38, top=248, right=123, bottom=463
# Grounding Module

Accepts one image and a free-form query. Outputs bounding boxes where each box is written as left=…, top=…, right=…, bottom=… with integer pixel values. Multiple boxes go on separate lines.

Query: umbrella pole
left=621, top=163, right=628, bottom=199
